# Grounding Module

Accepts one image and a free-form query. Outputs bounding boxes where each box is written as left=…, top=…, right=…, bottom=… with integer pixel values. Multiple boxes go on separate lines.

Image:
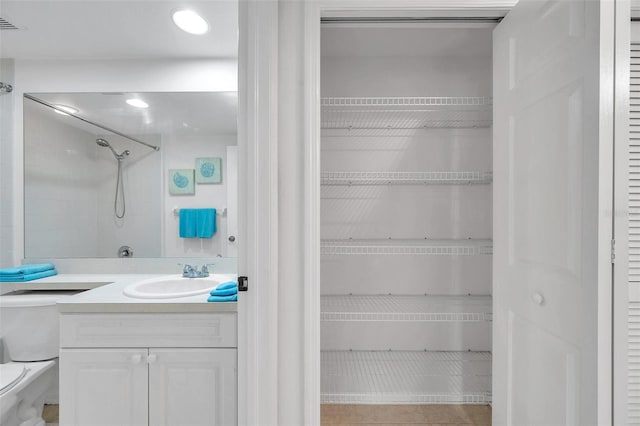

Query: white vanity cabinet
left=60, top=348, right=149, bottom=426
left=59, top=312, right=237, bottom=426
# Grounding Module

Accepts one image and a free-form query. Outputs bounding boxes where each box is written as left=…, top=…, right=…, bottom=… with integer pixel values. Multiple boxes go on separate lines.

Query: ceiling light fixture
left=126, top=98, right=149, bottom=108
left=172, top=10, right=209, bottom=35
left=53, top=104, right=79, bottom=116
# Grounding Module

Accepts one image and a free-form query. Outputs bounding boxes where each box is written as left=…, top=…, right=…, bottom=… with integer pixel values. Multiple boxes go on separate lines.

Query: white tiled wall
left=22, top=102, right=232, bottom=258
left=0, top=59, right=15, bottom=268
left=94, top=134, right=161, bottom=258
left=4, top=58, right=238, bottom=263
left=23, top=102, right=100, bottom=257
left=23, top=103, right=164, bottom=258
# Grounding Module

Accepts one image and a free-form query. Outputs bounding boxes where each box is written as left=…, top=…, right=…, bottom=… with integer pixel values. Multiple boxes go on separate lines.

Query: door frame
left=615, top=2, right=632, bottom=424
left=238, top=1, right=279, bottom=425
left=301, top=1, right=623, bottom=425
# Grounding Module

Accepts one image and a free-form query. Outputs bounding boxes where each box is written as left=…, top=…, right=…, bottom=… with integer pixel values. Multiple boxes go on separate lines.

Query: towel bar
left=172, top=207, right=227, bottom=217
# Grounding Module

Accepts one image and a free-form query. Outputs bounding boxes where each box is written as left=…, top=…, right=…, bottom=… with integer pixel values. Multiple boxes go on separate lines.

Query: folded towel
left=196, top=208, right=216, bottom=238
left=210, top=286, right=238, bottom=297
left=210, top=281, right=238, bottom=296
left=179, top=209, right=197, bottom=238
left=0, top=263, right=55, bottom=276
left=0, top=269, right=58, bottom=282
left=215, top=281, right=237, bottom=291
left=207, top=294, right=237, bottom=302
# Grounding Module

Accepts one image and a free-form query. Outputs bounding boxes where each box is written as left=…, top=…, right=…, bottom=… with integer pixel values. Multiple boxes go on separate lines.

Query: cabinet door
left=60, top=348, right=148, bottom=426
left=493, top=1, right=616, bottom=425
left=149, top=348, right=237, bottom=426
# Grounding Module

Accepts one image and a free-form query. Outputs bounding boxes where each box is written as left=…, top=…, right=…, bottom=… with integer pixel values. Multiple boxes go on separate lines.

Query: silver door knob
left=228, top=236, right=236, bottom=242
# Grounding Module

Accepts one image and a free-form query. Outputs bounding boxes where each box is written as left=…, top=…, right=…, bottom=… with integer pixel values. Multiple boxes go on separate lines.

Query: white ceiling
left=0, top=0, right=238, bottom=60
left=322, top=27, right=493, bottom=58
left=26, top=92, right=238, bottom=139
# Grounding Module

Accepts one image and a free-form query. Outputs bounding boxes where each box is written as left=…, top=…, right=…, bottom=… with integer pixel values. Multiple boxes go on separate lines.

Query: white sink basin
left=123, top=274, right=232, bottom=299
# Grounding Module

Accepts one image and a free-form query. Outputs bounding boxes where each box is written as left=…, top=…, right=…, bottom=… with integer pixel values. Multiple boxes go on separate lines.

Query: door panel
left=148, top=348, right=237, bottom=426
left=507, top=312, right=578, bottom=425
left=60, top=348, right=148, bottom=426
left=493, top=0, right=612, bottom=424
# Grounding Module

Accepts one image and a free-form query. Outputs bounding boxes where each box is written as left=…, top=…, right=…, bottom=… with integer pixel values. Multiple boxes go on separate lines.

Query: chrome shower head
left=96, top=138, right=129, bottom=160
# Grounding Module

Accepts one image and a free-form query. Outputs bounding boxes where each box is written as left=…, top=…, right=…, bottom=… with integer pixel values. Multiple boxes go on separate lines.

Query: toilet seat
left=0, top=364, right=28, bottom=396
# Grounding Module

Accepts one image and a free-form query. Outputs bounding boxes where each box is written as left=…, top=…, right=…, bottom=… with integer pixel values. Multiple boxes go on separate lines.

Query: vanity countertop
left=1, top=274, right=237, bottom=314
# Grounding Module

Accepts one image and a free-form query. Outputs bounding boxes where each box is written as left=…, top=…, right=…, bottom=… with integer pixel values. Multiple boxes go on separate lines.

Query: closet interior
left=320, top=24, right=494, bottom=406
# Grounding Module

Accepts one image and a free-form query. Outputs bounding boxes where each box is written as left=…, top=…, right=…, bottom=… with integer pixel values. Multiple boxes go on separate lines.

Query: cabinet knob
left=131, top=354, right=142, bottom=364
left=147, top=354, right=157, bottom=364
left=228, top=235, right=236, bottom=242
left=532, top=292, right=545, bottom=306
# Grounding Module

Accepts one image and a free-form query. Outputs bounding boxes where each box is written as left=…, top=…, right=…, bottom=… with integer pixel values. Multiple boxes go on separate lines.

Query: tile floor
left=43, top=404, right=59, bottom=426
left=43, top=402, right=491, bottom=425
left=321, top=404, right=491, bottom=426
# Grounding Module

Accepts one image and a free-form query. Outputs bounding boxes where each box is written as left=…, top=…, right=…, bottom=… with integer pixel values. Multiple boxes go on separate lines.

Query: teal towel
left=207, top=294, right=237, bottom=302
left=0, top=269, right=57, bottom=282
left=210, top=282, right=238, bottom=297
left=0, top=263, right=55, bottom=276
left=179, top=209, right=197, bottom=238
left=215, top=281, right=237, bottom=291
left=196, top=208, right=216, bottom=238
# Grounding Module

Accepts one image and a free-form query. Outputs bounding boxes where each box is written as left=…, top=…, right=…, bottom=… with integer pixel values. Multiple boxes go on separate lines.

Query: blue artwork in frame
left=169, top=169, right=195, bottom=195
left=195, top=157, right=222, bottom=184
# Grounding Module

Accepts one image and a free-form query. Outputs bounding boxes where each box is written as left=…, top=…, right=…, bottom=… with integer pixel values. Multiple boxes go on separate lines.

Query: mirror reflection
left=23, top=92, right=238, bottom=259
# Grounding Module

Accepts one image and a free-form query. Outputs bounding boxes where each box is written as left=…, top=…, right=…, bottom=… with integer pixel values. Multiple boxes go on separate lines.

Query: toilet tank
left=0, top=291, right=80, bottom=362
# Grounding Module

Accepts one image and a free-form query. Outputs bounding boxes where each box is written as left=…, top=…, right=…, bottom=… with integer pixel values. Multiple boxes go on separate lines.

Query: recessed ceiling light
left=172, top=10, right=209, bottom=35
left=126, top=98, right=149, bottom=108
left=53, top=104, right=78, bottom=116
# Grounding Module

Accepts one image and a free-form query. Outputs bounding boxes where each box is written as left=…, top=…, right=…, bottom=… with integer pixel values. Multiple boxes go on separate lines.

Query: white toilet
left=0, top=291, right=78, bottom=426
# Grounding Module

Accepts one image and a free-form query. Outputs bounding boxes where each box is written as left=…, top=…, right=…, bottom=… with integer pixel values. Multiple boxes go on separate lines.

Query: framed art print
left=195, top=157, right=222, bottom=184
left=169, top=169, right=195, bottom=195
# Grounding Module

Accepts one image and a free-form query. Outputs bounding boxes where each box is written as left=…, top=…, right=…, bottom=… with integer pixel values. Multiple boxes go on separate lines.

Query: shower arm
left=24, top=94, right=161, bottom=152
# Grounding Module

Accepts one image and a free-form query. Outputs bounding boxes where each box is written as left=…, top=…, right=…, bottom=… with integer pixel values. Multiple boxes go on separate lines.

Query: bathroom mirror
left=23, top=91, right=238, bottom=259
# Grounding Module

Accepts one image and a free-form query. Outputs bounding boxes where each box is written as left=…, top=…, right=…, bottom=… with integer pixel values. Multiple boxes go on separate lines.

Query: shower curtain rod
left=320, top=16, right=503, bottom=24
left=24, top=94, right=161, bottom=152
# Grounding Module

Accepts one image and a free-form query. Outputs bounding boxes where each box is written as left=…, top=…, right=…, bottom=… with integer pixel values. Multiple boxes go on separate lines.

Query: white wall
left=5, top=58, right=237, bottom=264
left=320, top=50, right=493, bottom=350
left=22, top=108, right=164, bottom=258
left=23, top=103, right=99, bottom=257
left=0, top=59, right=15, bottom=268
left=163, top=133, right=236, bottom=258
left=95, top=134, right=162, bottom=258
left=321, top=56, right=492, bottom=97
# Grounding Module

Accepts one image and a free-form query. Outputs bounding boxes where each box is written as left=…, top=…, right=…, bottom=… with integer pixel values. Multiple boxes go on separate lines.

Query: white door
left=226, top=145, right=238, bottom=258
left=148, top=348, right=237, bottom=426
left=493, top=1, right=614, bottom=425
left=60, top=348, right=148, bottom=426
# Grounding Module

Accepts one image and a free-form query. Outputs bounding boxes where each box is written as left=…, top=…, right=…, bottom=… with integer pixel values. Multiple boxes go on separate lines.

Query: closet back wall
left=320, top=27, right=493, bottom=354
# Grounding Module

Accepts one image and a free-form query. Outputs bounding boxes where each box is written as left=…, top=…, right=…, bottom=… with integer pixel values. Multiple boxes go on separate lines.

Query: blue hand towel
left=215, top=281, right=237, bottom=291
left=0, top=269, right=57, bottom=282
left=207, top=294, right=237, bottom=302
left=179, top=209, right=197, bottom=238
left=209, top=284, right=238, bottom=296
left=196, top=208, right=216, bottom=238
left=0, top=263, right=55, bottom=276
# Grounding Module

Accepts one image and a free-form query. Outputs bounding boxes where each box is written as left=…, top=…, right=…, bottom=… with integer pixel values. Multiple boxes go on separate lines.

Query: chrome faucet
left=181, top=264, right=212, bottom=278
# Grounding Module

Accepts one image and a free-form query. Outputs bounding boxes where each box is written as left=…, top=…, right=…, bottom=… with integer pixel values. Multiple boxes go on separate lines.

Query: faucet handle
left=178, top=263, right=194, bottom=275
